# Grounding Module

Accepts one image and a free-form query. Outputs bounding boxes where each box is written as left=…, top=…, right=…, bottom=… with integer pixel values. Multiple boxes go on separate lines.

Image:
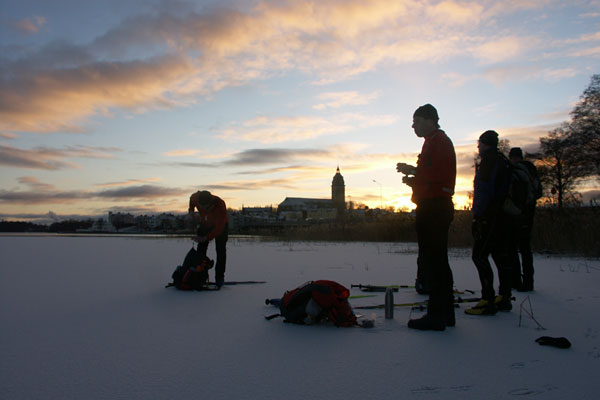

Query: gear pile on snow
left=278, top=280, right=357, bottom=327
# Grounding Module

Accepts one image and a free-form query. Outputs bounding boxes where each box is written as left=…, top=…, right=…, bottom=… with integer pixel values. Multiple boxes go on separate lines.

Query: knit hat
left=479, top=130, right=499, bottom=147
left=195, top=190, right=213, bottom=206
left=413, top=104, right=439, bottom=122
left=509, top=147, right=523, bottom=160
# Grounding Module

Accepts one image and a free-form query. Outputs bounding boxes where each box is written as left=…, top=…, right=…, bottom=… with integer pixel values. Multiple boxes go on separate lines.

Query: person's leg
left=471, top=219, right=496, bottom=302
left=466, top=217, right=498, bottom=315
left=415, top=207, right=431, bottom=294
left=491, top=217, right=514, bottom=310
left=214, top=226, right=229, bottom=286
left=519, top=210, right=535, bottom=291
left=409, top=198, right=454, bottom=330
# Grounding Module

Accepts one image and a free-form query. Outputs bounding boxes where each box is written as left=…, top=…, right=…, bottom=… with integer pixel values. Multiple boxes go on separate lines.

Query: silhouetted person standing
left=189, top=190, right=229, bottom=288
left=397, top=104, right=457, bottom=331
left=466, top=131, right=513, bottom=315
left=509, top=147, right=541, bottom=292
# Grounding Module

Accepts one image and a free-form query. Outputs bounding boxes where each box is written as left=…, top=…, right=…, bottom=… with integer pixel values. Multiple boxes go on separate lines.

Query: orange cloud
left=13, top=16, right=46, bottom=35
left=1, top=0, right=589, bottom=136
left=0, top=55, right=195, bottom=133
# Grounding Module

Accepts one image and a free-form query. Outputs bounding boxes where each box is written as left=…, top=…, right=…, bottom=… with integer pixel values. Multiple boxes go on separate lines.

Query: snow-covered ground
left=1, top=235, right=599, bottom=399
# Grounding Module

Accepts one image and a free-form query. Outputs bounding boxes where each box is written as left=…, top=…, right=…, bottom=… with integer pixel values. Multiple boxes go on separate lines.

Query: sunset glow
left=1, top=0, right=598, bottom=222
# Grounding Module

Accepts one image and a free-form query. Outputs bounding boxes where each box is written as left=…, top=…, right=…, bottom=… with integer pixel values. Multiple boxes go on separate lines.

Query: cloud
left=219, top=112, right=396, bottom=143
left=163, top=149, right=202, bottom=157
left=441, top=72, right=472, bottom=87
left=224, top=148, right=331, bottom=166
left=0, top=189, right=89, bottom=204
left=0, top=132, right=19, bottom=139
left=11, top=16, right=46, bottom=35
left=0, top=145, right=76, bottom=170
left=568, top=46, right=600, bottom=58
left=472, top=36, right=534, bottom=64
left=0, top=144, right=121, bottom=170
left=1, top=0, right=592, bottom=135
left=96, top=185, right=184, bottom=199
left=17, top=176, right=55, bottom=191
left=313, top=91, right=380, bottom=110
left=95, top=178, right=161, bottom=188
left=426, top=1, right=484, bottom=26
left=0, top=184, right=185, bottom=204
left=0, top=54, right=195, bottom=133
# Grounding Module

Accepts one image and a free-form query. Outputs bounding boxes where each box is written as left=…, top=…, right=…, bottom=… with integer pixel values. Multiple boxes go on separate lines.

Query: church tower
left=331, top=166, right=345, bottom=217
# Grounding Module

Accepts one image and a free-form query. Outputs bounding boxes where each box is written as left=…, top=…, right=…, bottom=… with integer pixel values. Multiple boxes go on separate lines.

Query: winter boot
left=494, top=295, right=512, bottom=311
left=408, top=313, right=445, bottom=331
left=517, top=278, right=534, bottom=292
left=465, top=299, right=497, bottom=316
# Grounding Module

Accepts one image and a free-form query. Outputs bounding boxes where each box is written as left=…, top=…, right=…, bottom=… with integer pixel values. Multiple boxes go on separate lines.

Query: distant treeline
left=2, top=207, right=598, bottom=256
left=259, top=207, right=600, bottom=257
left=0, top=219, right=93, bottom=233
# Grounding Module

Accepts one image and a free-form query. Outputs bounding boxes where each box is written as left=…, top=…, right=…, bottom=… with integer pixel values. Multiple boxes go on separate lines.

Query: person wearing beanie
left=188, top=190, right=229, bottom=287
left=508, top=147, right=542, bottom=291
left=397, top=104, right=456, bottom=331
left=466, top=130, right=515, bottom=315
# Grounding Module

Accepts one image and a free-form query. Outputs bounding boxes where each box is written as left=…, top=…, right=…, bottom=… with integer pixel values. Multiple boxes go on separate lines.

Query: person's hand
left=396, top=162, right=416, bottom=175
left=402, top=176, right=415, bottom=187
left=471, top=218, right=487, bottom=240
left=192, top=235, right=208, bottom=243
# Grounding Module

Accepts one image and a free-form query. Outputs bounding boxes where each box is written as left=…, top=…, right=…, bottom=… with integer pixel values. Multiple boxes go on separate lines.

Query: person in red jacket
left=397, top=104, right=457, bottom=331
left=189, top=190, right=229, bottom=287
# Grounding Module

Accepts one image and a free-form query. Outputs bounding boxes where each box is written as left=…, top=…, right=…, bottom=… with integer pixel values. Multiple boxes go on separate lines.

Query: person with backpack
left=508, top=147, right=542, bottom=292
left=396, top=104, right=457, bottom=331
left=466, top=130, right=515, bottom=315
left=188, top=190, right=229, bottom=288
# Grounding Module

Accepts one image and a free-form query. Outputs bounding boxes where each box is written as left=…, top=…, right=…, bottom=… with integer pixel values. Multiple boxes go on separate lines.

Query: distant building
left=331, top=166, right=345, bottom=217
left=277, top=167, right=346, bottom=221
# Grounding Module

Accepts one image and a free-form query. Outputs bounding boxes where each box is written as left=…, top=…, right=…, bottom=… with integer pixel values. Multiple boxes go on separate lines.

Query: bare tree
left=570, top=74, right=600, bottom=177
left=536, top=124, right=587, bottom=208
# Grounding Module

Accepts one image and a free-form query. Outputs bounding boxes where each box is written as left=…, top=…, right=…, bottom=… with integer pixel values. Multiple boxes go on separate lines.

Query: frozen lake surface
left=1, top=235, right=599, bottom=399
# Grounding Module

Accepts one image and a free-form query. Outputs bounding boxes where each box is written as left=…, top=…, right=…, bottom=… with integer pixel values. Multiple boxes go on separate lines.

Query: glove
left=472, top=218, right=485, bottom=240
left=535, top=336, right=571, bottom=349
left=192, top=235, right=208, bottom=243
left=396, top=162, right=416, bottom=175
left=402, top=176, right=415, bottom=187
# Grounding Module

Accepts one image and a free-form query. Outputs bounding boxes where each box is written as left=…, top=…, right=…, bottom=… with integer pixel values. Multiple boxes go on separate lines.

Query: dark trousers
left=510, top=209, right=535, bottom=286
left=197, top=226, right=228, bottom=281
left=472, top=214, right=514, bottom=300
left=415, top=197, right=455, bottom=316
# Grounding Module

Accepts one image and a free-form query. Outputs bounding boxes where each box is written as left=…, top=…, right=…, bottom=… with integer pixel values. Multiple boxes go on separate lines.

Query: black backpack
left=501, top=155, right=536, bottom=215
left=169, top=247, right=214, bottom=290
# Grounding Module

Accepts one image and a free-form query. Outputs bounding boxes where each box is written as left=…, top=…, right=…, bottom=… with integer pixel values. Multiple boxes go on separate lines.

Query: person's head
left=478, top=130, right=499, bottom=155
left=509, top=147, right=524, bottom=162
left=195, top=190, right=214, bottom=208
left=412, top=104, right=439, bottom=138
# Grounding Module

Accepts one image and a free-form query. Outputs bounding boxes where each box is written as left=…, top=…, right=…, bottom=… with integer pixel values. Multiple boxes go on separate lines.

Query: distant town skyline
left=1, top=0, right=599, bottom=223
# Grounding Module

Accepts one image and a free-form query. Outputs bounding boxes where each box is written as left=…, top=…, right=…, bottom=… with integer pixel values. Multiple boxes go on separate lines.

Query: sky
left=1, top=0, right=599, bottom=223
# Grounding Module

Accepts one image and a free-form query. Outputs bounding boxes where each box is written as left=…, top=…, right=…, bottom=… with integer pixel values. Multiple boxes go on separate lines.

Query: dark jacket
left=473, top=148, right=508, bottom=218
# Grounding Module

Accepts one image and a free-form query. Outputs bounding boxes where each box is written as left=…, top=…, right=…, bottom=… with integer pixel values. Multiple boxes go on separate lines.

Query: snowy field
left=1, top=235, right=599, bottom=400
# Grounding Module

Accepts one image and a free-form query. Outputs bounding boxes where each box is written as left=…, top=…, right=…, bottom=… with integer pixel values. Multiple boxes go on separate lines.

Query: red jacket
left=411, top=129, right=456, bottom=204
left=189, top=194, right=228, bottom=240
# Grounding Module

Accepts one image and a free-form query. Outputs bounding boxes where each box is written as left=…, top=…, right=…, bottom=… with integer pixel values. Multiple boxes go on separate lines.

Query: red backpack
left=279, top=280, right=357, bottom=327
